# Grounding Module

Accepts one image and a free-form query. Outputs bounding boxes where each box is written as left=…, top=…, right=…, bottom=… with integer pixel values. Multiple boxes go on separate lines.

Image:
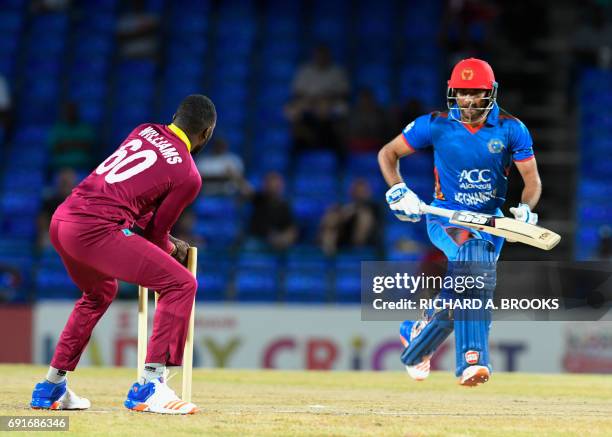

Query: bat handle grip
left=419, top=202, right=454, bottom=219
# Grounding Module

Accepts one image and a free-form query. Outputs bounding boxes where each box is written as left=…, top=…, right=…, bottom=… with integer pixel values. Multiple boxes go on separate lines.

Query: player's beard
left=460, top=104, right=488, bottom=124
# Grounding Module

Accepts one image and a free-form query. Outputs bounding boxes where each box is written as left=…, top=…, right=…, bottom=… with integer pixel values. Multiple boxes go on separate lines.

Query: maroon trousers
left=48, top=217, right=197, bottom=370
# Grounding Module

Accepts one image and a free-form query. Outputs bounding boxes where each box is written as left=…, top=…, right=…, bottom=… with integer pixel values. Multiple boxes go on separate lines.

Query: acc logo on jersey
left=461, top=68, right=474, bottom=80
left=459, top=169, right=491, bottom=184
left=487, top=138, right=505, bottom=153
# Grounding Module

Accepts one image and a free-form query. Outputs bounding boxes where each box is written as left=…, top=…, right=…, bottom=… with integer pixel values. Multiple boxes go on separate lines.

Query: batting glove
left=509, top=203, right=538, bottom=225
left=385, top=182, right=422, bottom=222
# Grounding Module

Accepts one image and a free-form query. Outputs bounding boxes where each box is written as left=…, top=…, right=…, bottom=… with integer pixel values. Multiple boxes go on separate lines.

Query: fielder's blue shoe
left=30, top=380, right=90, bottom=410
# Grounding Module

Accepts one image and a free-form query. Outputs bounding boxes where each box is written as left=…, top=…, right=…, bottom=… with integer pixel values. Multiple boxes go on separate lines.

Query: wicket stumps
left=137, top=246, right=198, bottom=402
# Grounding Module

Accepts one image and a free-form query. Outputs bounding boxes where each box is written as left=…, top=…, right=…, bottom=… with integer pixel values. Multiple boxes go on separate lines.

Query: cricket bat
left=420, top=203, right=561, bottom=250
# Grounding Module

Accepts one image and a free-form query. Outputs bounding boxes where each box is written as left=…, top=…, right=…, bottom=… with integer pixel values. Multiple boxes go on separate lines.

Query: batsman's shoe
left=124, top=376, right=197, bottom=415
left=400, top=320, right=431, bottom=381
left=30, top=380, right=91, bottom=410
left=459, top=365, right=490, bottom=387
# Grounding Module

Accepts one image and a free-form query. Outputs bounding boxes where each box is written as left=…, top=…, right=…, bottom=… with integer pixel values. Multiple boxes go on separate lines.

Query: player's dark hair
left=174, top=94, right=216, bottom=136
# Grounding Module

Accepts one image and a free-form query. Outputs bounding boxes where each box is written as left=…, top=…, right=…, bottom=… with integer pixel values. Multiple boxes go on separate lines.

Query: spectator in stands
left=597, top=226, right=612, bottom=260
left=285, top=44, right=350, bottom=159
left=319, top=179, right=380, bottom=255
left=48, top=102, right=95, bottom=172
left=439, top=0, right=500, bottom=64
left=0, top=264, right=21, bottom=303
left=37, top=168, right=78, bottom=250
left=31, top=0, right=70, bottom=12
left=247, top=172, right=298, bottom=251
left=345, top=88, right=389, bottom=154
left=196, top=138, right=246, bottom=195
left=116, top=0, right=160, bottom=60
left=0, top=73, right=12, bottom=140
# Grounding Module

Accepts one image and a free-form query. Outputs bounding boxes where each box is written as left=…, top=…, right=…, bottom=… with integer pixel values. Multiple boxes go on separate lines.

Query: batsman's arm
left=377, top=133, right=416, bottom=187
left=143, top=177, right=201, bottom=254
left=515, top=157, right=542, bottom=210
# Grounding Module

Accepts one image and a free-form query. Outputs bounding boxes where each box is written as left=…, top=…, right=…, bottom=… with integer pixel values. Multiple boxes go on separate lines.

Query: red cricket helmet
left=447, top=58, right=498, bottom=124
left=448, top=58, right=497, bottom=90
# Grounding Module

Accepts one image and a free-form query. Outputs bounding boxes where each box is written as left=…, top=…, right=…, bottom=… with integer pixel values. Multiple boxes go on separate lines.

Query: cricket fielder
left=30, top=95, right=216, bottom=413
left=378, top=58, right=542, bottom=386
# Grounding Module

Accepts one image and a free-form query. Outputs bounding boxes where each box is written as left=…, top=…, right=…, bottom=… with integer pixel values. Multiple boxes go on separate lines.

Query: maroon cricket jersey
left=54, top=123, right=202, bottom=254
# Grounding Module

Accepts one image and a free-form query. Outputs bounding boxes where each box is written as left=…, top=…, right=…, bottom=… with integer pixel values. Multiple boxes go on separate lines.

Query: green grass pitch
left=1, top=365, right=610, bottom=436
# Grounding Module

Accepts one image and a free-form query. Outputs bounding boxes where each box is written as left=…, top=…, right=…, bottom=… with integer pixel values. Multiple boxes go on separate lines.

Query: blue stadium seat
left=296, top=151, right=337, bottom=173
left=0, top=58, right=14, bottom=77
left=293, top=175, right=337, bottom=197
left=579, top=205, right=612, bottom=225
left=579, top=180, right=612, bottom=201
left=195, top=220, right=240, bottom=247
left=287, top=246, right=329, bottom=270
left=335, top=269, right=361, bottom=303
left=253, top=127, right=291, bottom=150
left=35, top=267, right=79, bottom=299
left=12, top=126, right=49, bottom=145
left=261, top=40, right=299, bottom=60
left=235, top=267, right=278, bottom=301
left=196, top=271, right=228, bottom=301
left=40, top=248, right=65, bottom=267
left=31, top=12, right=69, bottom=32
left=0, top=192, right=41, bottom=215
left=249, top=153, right=289, bottom=174
left=346, top=153, right=379, bottom=173
left=2, top=170, right=44, bottom=190
left=292, top=196, right=333, bottom=225
left=75, top=36, right=113, bottom=56
left=574, top=226, right=601, bottom=260
left=165, top=62, right=204, bottom=80
left=335, top=249, right=377, bottom=269
left=198, top=249, right=234, bottom=270
left=0, top=13, right=23, bottom=34
left=0, top=238, right=33, bottom=257
left=285, top=269, right=329, bottom=302
left=257, top=85, right=291, bottom=108
left=194, top=197, right=238, bottom=218
left=0, top=37, right=19, bottom=57
left=1, top=216, right=37, bottom=238
left=238, top=253, right=279, bottom=270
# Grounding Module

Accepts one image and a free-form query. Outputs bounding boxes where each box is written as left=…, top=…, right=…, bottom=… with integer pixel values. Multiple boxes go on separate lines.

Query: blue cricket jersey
left=402, top=103, right=534, bottom=214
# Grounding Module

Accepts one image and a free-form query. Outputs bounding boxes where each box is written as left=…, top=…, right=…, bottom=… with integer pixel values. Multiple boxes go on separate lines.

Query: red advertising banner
left=0, top=305, right=32, bottom=363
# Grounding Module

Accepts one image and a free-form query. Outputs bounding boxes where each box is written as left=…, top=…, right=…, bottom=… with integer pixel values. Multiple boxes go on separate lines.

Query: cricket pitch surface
left=1, top=365, right=610, bottom=436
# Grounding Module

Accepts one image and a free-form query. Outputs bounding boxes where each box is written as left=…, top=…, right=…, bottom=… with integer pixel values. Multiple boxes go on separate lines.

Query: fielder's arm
left=143, top=177, right=200, bottom=254
left=377, top=133, right=415, bottom=187
left=514, top=157, right=542, bottom=210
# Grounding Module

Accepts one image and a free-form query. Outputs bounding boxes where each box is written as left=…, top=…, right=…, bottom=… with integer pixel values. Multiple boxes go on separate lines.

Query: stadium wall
left=18, top=303, right=611, bottom=373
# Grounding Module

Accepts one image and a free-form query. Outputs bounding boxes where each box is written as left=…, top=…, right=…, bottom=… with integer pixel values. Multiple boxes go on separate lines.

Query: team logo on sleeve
left=487, top=138, right=505, bottom=153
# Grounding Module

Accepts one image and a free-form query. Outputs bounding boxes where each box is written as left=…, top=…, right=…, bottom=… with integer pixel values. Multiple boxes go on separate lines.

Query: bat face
left=449, top=211, right=561, bottom=250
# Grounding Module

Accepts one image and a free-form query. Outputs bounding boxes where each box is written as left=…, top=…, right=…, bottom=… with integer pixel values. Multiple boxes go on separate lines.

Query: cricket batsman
left=378, top=58, right=542, bottom=386
left=30, top=95, right=216, bottom=413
